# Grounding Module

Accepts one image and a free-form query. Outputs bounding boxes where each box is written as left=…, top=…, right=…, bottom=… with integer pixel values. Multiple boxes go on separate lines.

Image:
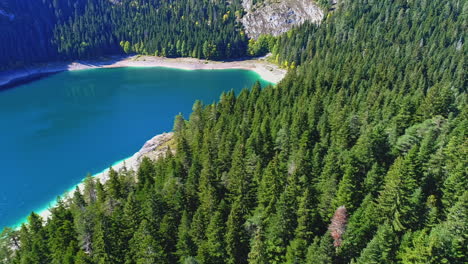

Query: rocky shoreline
left=34, top=132, right=174, bottom=223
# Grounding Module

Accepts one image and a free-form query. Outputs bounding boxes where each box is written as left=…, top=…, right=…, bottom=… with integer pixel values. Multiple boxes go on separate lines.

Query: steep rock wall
left=241, top=0, right=323, bottom=39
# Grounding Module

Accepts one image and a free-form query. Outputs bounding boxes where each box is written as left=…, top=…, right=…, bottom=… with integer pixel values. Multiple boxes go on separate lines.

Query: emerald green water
left=0, top=67, right=270, bottom=228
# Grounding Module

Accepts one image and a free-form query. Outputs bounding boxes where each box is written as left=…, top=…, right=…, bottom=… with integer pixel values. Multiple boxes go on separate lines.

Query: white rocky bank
left=38, top=132, right=174, bottom=221
left=93, top=132, right=174, bottom=184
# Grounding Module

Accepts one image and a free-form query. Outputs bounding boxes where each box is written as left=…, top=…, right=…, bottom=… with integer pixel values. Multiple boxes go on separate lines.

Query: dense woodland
left=0, top=0, right=247, bottom=70
left=1, top=0, right=467, bottom=263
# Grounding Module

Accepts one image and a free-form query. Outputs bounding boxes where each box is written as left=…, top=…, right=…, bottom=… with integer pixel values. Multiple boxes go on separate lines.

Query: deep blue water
left=0, top=67, right=270, bottom=228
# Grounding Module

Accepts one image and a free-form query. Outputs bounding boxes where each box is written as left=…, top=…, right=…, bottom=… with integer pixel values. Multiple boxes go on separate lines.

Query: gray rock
left=241, top=0, right=324, bottom=39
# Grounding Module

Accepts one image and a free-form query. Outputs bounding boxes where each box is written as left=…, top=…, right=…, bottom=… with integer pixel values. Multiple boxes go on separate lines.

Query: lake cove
left=0, top=67, right=270, bottom=228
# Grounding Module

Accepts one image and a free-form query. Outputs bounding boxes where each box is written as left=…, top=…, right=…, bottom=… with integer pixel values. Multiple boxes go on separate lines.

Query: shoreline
left=4, top=55, right=285, bottom=229
left=0, top=55, right=287, bottom=90
left=12, top=132, right=174, bottom=229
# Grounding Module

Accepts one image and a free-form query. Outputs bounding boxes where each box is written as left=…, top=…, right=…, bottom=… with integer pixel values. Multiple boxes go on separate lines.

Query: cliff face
left=241, top=0, right=323, bottom=39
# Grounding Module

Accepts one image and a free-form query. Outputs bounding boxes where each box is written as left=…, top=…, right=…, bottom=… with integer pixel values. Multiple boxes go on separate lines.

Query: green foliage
left=0, top=0, right=248, bottom=69
left=247, top=227, right=267, bottom=264
left=398, top=192, right=467, bottom=264
left=1, top=0, right=465, bottom=263
left=305, top=235, right=334, bottom=264
left=128, top=220, right=166, bottom=264
left=0, top=228, right=17, bottom=264
left=196, top=210, right=226, bottom=264
left=225, top=198, right=249, bottom=264
left=247, top=35, right=275, bottom=57
left=355, top=223, right=397, bottom=264
left=175, top=211, right=196, bottom=263
left=377, top=155, right=418, bottom=231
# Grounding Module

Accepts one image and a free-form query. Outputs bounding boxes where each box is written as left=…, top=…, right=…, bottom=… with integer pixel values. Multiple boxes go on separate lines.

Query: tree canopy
left=1, top=0, right=466, bottom=263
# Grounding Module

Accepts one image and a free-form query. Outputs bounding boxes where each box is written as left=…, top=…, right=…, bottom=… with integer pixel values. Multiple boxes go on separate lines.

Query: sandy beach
left=0, top=55, right=287, bottom=89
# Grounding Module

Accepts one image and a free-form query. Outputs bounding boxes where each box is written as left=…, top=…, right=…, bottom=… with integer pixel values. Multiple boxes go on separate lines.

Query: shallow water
left=0, top=67, right=270, bottom=228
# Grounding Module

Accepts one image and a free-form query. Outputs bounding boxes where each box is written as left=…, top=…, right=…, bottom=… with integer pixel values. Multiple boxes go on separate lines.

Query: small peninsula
left=36, top=132, right=175, bottom=223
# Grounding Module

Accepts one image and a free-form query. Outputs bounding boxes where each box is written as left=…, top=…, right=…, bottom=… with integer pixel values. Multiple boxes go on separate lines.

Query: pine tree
left=305, top=235, right=334, bottom=264
left=159, top=212, right=179, bottom=263
left=257, top=155, right=284, bottom=210
left=333, top=151, right=367, bottom=213
left=227, top=142, right=254, bottom=207
left=248, top=226, right=268, bottom=264
left=196, top=210, right=226, bottom=264
left=264, top=183, right=299, bottom=264
left=83, top=174, right=97, bottom=204
left=74, top=250, right=92, bottom=264
left=108, top=167, right=123, bottom=200
left=225, top=198, right=249, bottom=264
left=92, top=215, right=111, bottom=264
left=338, top=194, right=379, bottom=262
left=137, top=158, right=156, bottom=190
left=128, top=220, right=166, bottom=264
left=47, top=200, right=78, bottom=264
left=377, top=155, right=417, bottom=231
left=123, top=192, right=142, bottom=241
left=175, top=211, right=196, bottom=263
left=285, top=188, right=321, bottom=264
left=108, top=207, right=127, bottom=264
left=0, top=228, right=18, bottom=264
left=355, top=224, right=397, bottom=264
left=398, top=191, right=467, bottom=264
left=19, top=213, right=50, bottom=264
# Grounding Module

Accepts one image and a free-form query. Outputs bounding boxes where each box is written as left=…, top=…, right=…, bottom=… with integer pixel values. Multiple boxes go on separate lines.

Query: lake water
left=0, top=67, right=270, bottom=228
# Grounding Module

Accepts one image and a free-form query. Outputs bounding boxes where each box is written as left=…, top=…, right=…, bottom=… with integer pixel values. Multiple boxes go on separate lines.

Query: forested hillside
left=0, top=0, right=247, bottom=70
left=1, top=0, right=466, bottom=263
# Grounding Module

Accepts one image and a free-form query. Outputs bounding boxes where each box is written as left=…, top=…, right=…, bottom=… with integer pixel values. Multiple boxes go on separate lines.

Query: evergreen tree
left=377, top=156, right=417, bottom=231
left=225, top=198, right=249, bottom=264
left=196, top=210, right=226, bottom=264
left=247, top=227, right=268, bottom=264
left=127, top=220, right=166, bottom=264
left=355, top=224, right=397, bottom=264
left=285, top=189, right=321, bottom=264
left=108, top=167, right=123, bottom=200
left=175, top=211, right=196, bottom=263
left=305, top=235, right=334, bottom=264
left=1, top=0, right=465, bottom=263
left=47, top=200, right=78, bottom=264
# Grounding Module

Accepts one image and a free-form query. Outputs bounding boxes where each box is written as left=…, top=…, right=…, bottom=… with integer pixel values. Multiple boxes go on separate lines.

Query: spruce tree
left=196, top=210, right=226, bottom=264
left=175, top=211, right=196, bottom=263
left=355, top=224, right=397, bottom=264
left=225, top=198, right=249, bottom=264
left=128, top=220, right=166, bottom=264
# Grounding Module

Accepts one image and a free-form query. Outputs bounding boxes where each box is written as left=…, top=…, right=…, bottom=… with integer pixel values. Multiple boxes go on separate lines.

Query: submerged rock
left=0, top=9, right=14, bottom=21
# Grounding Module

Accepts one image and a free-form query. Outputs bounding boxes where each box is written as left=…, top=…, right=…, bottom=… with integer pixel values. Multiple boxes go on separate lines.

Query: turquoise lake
left=0, top=67, right=270, bottom=228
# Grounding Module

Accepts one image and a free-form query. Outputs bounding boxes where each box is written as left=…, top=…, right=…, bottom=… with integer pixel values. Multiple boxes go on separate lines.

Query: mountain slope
left=0, top=0, right=324, bottom=70
left=0, top=0, right=466, bottom=263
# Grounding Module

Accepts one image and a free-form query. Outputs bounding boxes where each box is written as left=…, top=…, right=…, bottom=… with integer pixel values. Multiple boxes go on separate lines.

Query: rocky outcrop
left=136, top=132, right=175, bottom=164
left=96, top=132, right=175, bottom=183
left=241, top=0, right=324, bottom=39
